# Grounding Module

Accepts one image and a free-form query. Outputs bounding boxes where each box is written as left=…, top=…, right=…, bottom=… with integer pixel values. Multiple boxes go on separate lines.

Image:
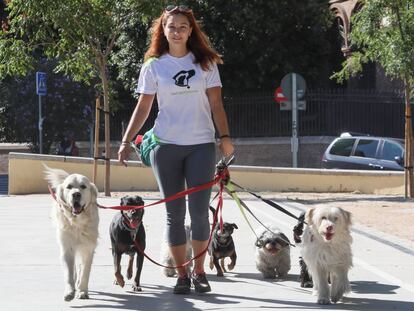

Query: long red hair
left=144, top=9, right=223, bottom=70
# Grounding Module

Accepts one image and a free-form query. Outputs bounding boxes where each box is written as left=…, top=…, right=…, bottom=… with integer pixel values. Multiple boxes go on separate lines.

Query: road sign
left=274, top=86, right=288, bottom=103
left=281, top=72, right=306, bottom=102
left=36, top=72, right=47, bottom=96
left=280, top=100, right=306, bottom=111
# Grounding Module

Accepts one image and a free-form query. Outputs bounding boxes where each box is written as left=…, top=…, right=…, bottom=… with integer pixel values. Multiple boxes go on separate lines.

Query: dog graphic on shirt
left=173, top=70, right=195, bottom=88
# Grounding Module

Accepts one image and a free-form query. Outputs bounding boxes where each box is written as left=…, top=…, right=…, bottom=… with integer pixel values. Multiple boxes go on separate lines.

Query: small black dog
left=109, top=195, right=146, bottom=291
left=208, top=207, right=238, bottom=276
left=293, top=212, right=313, bottom=288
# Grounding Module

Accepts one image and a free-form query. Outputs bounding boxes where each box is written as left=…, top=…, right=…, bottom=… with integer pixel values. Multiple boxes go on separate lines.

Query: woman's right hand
left=118, top=143, right=130, bottom=167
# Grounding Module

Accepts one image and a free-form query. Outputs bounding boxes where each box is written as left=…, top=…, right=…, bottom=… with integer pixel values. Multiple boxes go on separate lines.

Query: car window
left=382, top=141, right=404, bottom=161
left=329, top=138, right=355, bottom=156
left=354, top=139, right=378, bottom=158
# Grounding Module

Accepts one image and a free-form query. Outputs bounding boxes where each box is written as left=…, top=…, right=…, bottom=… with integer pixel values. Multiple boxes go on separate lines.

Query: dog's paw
left=132, top=285, right=142, bottom=292
left=163, top=268, right=177, bottom=277
left=277, top=272, right=288, bottom=279
left=301, top=280, right=313, bottom=288
left=227, top=264, right=235, bottom=271
left=262, top=272, right=276, bottom=279
left=63, top=290, right=75, bottom=301
left=114, top=275, right=125, bottom=288
left=331, top=291, right=345, bottom=303
left=317, top=297, right=331, bottom=305
left=77, top=291, right=89, bottom=299
left=216, top=271, right=224, bottom=277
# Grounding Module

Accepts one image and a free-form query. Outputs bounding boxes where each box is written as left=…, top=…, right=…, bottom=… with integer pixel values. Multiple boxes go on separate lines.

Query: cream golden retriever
left=300, top=206, right=352, bottom=305
left=44, top=166, right=99, bottom=301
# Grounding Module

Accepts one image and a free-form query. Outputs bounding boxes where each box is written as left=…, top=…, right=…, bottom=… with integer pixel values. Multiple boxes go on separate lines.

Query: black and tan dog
left=109, top=195, right=146, bottom=291
left=208, top=207, right=238, bottom=276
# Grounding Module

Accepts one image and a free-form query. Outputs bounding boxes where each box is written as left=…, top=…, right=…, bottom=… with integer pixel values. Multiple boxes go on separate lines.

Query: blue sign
left=36, top=72, right=47, bottom=96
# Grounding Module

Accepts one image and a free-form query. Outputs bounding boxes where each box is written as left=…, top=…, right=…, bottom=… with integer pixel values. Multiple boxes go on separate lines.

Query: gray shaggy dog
left=254, top=225, right=291, bottom=279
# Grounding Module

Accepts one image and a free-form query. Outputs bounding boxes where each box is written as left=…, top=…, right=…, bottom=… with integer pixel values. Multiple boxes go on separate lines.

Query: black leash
left=229, top=180, right=306, bottom=224
left=224, top=187, right=295, bottom=247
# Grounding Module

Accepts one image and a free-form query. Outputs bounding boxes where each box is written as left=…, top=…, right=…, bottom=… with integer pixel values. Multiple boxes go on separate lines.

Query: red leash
left=47, top=173, right=224, bottom=211
left=96, top=173, right=223, bottom=211
left=46, top=157, right=233, bottom=270
left=133, top=186, right=224, bottom=269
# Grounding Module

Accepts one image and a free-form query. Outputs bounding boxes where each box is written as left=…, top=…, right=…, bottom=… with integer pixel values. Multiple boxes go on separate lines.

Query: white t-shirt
left=136, top=52, right=222, bottom=145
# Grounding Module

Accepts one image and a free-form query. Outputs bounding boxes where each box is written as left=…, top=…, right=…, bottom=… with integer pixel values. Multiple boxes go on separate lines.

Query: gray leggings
left=150, top=143, right=216, bottom=246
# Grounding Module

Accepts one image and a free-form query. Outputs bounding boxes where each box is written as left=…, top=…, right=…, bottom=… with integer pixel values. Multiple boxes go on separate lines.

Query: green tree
left=333, top=0, right=414, bottom=197
left=0, top=0, right=162, bottom=194
left=112, top=0, right=337, bottom=93
left=193, top=0, right=335, bottom=91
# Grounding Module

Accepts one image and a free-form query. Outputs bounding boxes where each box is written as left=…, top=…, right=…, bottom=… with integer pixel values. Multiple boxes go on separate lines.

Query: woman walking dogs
left=118, top=4, right=234, bottom=294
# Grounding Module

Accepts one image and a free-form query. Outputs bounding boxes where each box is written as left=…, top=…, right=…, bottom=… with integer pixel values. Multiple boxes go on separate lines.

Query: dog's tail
left=43, top=164, right=69, bottom=189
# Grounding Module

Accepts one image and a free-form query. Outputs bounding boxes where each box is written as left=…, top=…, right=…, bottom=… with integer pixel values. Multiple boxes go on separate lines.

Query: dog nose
left=72, top=192, right=81, bottom=200
left=326, top=225, right=333, bottom=232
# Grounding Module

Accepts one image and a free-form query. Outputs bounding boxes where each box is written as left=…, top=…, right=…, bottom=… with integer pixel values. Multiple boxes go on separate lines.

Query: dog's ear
left=305, top=208, right=314, bottom=226
left=90, top=182, right=98, bottom=203
left=341, top=208, right=352, bottom=227
left=120, top=196, right=127, bottom=206
left=232, top=223, right=238, bottom=230
left=43, top=164, right=69, bottom=189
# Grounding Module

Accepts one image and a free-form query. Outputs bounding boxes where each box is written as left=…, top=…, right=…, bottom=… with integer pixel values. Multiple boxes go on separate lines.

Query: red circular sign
left=274, top=86, right=287, bottom=103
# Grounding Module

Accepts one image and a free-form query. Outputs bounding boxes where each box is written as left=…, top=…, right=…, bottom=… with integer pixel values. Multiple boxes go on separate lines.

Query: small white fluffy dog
left=44, top=166, right=99, bottom=301
left=160, top=224, right=193, bottom=277
left=300, top=206, right=352, bottom=305
left=255, top=225, right=291, bottom=279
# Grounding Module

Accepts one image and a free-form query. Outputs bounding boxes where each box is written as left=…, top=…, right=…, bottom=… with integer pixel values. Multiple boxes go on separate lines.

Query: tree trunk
left=100, top=58, right=111, bottom=197
left=403, top=80, right=413, bottom=198
left=93, top=96, right=100, bottom=185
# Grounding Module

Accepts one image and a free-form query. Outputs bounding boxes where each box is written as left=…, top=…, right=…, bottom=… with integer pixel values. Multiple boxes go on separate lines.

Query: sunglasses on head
left=165, top=4, right=191, bottom=13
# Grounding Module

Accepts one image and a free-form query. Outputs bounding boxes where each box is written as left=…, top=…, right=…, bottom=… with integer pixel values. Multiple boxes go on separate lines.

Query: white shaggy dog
left=44, top=166, right=99, bottom=301
left=254, top=225, right=291, bottom=279
left=160, top=225, right=193, bottom=277
left=300, top=206, right=352, bottom=305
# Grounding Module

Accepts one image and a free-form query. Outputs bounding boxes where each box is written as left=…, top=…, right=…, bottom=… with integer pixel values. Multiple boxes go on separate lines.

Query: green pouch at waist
left=140, top=128, right=161, bottom=167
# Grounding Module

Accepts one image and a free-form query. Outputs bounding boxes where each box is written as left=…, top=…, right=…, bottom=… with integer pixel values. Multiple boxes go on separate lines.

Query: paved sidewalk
left=0, top=193, right=413, bottom=311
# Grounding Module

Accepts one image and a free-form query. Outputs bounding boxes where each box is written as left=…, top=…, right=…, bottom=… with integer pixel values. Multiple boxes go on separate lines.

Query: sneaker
left=173, top=276, right=191, bottom=294
left=191, top=273, right=211, bottom=293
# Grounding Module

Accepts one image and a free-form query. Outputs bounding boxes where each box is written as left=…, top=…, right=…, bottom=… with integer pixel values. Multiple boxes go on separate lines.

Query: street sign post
left=36, top=72, right=46, bottom=154
left=280, top=72, right=307, bottom=168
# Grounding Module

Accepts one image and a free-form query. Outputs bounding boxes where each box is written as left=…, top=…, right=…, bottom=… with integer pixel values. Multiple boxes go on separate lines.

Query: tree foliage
left=333, top=0, right=414, bottom=197
left=111, top=0, right=337, bottom=94
left=332, top=0, right=414, bottom=89
left=192, top=0, right=335, bottom=91
left=0, top=0, right=161, bottom=82
left=0, top=0, right=162, bottom=152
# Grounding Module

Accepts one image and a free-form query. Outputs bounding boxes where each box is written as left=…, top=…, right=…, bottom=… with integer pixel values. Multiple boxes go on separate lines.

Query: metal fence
left=110, top=89, right=409, bottom=140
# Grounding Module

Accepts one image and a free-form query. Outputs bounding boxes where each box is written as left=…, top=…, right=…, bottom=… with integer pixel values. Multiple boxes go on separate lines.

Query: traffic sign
left=36, top=72, right=47, bottom=96
left=274, top=86, right=288, bottom=103
left=281, top=72, right=306, bottom=101
left=280, top=100, right=306, bottom=111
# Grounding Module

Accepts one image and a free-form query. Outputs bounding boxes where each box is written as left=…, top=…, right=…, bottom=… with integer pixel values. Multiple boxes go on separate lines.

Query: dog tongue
left=129, top=219, right=139, bottom=229
left=73, top=202, right=83, bottom=214
left=325, top=232, right=333, bottom=240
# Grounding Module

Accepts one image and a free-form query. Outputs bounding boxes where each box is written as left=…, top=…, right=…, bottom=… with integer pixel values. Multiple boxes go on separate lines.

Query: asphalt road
left=0, top=193, right=413, bottom=311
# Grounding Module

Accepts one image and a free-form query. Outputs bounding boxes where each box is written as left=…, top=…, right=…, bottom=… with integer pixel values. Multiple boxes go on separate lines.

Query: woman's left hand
left=219, top=137, right=234, bottom=158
